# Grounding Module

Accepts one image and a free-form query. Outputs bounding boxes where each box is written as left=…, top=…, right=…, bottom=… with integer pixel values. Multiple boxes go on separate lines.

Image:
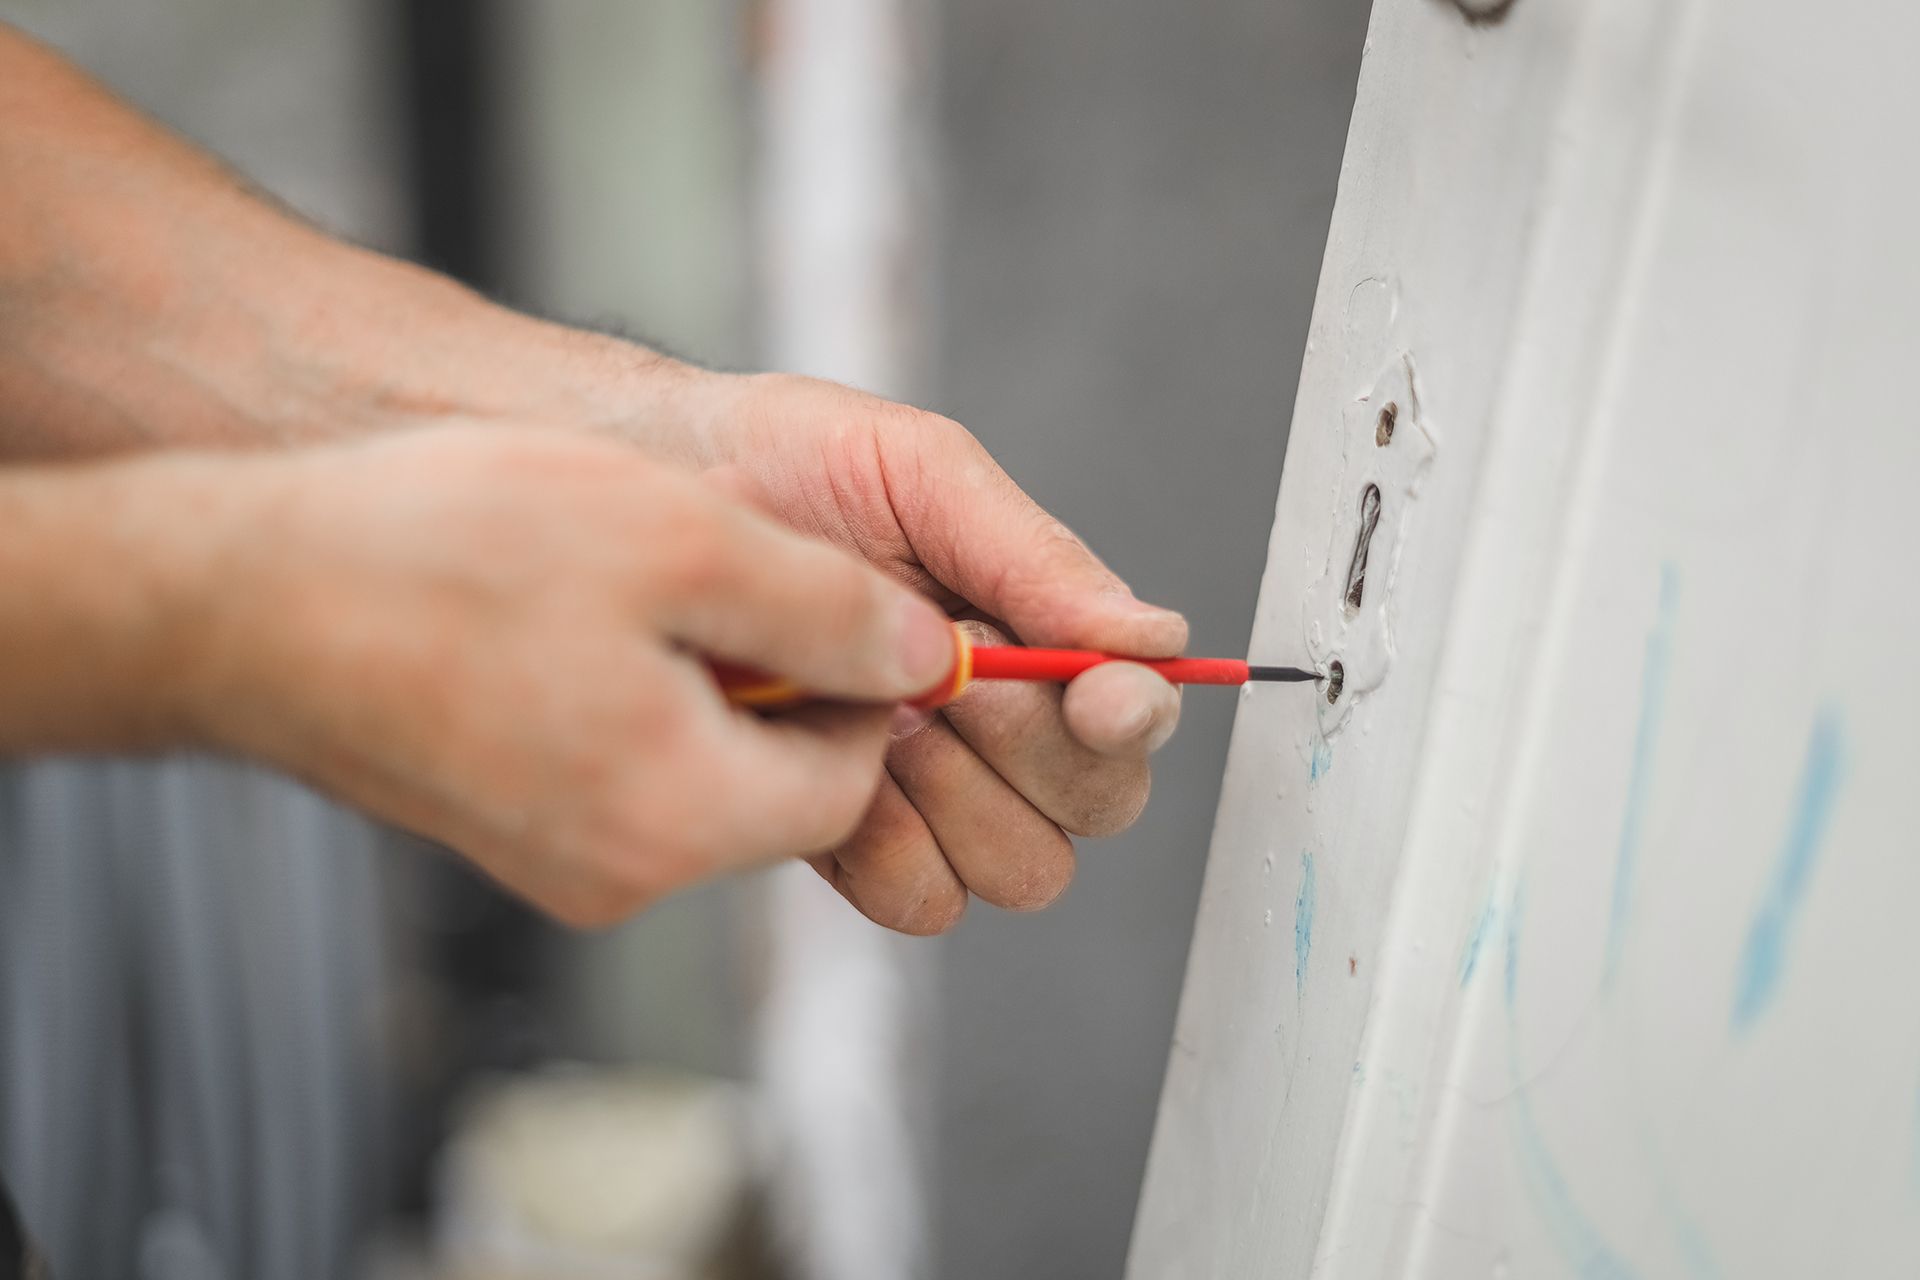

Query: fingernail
left=890, top=704, right=933, bottom=738
left=895, top=599, right=956, bottom=691
left=1143, top=708, right=1179, bottom=754
left=1110, top=589, right=1185, bottom=624
left=1119, top=702, right=1155, bottom=741
left=1136, top=601, right=1187, bottom=626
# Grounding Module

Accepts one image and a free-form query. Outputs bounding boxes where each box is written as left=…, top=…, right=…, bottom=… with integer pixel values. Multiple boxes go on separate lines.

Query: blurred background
left=0, top=1, right=1366, bottom=1276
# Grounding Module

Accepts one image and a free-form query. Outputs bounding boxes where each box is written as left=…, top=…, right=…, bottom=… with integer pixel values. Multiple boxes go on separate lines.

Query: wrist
left=0, top=452, right=259, bottom=753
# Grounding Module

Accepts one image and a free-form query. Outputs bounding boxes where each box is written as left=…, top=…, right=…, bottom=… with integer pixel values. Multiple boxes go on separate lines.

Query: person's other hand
left=646, top=372, right=1188, bottom=935
left=175, top=427, right=958, bottom=926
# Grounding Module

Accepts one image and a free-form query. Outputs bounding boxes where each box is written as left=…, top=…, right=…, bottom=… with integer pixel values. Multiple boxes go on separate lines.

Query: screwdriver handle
left=713, top=622, right=974, bottom=710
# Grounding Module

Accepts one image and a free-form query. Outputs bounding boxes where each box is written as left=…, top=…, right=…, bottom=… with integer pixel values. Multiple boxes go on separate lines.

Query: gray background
left=932, top=5, right=1366, bottom=1274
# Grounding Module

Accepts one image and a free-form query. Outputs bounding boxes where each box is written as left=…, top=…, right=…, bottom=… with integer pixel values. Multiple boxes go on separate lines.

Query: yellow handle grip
left=714, top=622, right=974, bottom=710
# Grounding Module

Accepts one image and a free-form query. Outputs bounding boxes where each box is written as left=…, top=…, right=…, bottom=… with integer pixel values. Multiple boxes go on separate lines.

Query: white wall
left=1132, top=0, right=1920, bottom=1276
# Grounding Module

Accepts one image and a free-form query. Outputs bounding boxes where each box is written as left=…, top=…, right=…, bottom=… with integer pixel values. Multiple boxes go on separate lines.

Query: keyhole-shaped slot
left=1344, top=484, right=1382, bottom=612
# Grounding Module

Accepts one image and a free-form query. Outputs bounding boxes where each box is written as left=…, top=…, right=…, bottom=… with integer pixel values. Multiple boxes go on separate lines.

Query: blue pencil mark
left=1606, top=564, right=1678, bottom=981
left=1732, top=709, right=1846, bottom=1031
left=1666, top=1206, right=1721, bottom=1279
left=1504, top=882, right=1641, bottom=1280
left=1459, top=893, right=1498, bottom=986
left=1309, top=737, right=1334, bottom=783
left=1506, top=1091, right=1642, bottom=1280
left=1294, top=852, right=1316, bottom=996
left=1504, top=882, right=1524, bottom=1012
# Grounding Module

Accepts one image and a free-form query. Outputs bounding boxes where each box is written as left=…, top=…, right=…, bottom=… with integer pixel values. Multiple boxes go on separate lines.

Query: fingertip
left=1052, top=591, right=1188, bottom=659
left=894, top=595, right=962, bottom=692
left=997, top=835, right=1077, bottom=913
left=1063, top=662, right=1182, bottom=758
left=890, top=885, right=969, bottom=936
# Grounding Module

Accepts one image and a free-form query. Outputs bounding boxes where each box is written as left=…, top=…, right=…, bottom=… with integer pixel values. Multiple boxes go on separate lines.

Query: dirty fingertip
left=1064, top=662, right=1182, bottom=756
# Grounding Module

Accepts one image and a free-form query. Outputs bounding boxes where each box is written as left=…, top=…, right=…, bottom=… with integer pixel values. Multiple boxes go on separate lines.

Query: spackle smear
left=1309, top=738, right=1334, bottom=784
left=1732, top=709, right=1846, bottom=1031
left=1606, top=564, right=1677, bottom=981
left=1459, top=893, right=1498, bottom=986
left=1294, top=853, right=1316, bottom=996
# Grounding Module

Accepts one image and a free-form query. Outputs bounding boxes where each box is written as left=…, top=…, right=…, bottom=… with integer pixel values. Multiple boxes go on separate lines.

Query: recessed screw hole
left=1326, top=660, right=1345, bottom=704
left=1375, top=403, right=1398, bottom=447
left=1344, top=484, right=1383, bottom=612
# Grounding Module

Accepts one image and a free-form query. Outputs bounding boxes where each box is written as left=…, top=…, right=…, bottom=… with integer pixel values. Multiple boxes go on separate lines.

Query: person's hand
left=631, top=371, right=1188, bottom=934
left=171, top=426, right=960, bottom=926
left=0, top=25, right=1183, bottom=936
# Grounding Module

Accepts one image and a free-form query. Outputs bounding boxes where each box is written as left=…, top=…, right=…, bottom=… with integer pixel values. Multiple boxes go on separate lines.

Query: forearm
left=0, top=24, right=691, bottom=461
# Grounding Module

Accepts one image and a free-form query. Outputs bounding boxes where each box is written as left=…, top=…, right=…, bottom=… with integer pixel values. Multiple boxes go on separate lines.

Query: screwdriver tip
left=1246, top=665, right=1322, bottom=684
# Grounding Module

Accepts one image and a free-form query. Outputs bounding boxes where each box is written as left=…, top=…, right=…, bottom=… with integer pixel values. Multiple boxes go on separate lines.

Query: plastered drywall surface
left=1129, top=0, right=1920, bottom=1275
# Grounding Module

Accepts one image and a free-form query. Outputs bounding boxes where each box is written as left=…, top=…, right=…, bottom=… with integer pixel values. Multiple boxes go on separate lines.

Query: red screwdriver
left=715, top=622, right=1321, bottom=710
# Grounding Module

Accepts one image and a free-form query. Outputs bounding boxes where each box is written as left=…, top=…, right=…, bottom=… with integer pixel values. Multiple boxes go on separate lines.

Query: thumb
left=890, top=419, right=1188, bottom=656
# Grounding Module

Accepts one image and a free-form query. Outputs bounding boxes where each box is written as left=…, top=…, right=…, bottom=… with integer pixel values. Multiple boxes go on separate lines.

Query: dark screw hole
left=1344, top=484, right=1383, bottom=612
left=1375, top=403, right=1398, bottom=447
left=1326, top=660, right=1345, bottom=704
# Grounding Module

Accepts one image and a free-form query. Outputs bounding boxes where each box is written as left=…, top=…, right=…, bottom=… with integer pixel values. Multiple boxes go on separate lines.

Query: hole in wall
left=1375, top=403, right=1397, bottom=447
left=1344, top=484, right=1383, bottom=612
left=1326, top=660, right=1345, bottom=704
left=1444, top=0, right=1519, bottom=25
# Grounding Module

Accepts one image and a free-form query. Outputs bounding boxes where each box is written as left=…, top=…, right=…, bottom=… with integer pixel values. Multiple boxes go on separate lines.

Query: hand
left=0, top=29, right=1184, bottom=935
left=173, top=427, right=959, bottom=927
left=646, top=372, right=1189, bottom=934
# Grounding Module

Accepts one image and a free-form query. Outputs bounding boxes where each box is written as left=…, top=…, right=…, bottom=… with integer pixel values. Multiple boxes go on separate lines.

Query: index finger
left=648, top=481, right=957, bottom=701
left=879, top=415, right=1188, bottom=656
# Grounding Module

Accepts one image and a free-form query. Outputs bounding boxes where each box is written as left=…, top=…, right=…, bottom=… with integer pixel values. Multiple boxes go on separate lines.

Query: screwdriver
left=716, top=622, right=1320, bottom=710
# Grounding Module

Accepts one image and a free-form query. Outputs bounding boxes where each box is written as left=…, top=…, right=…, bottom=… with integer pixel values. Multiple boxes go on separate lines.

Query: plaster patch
left=1302, top=352, right=1438, bottom=734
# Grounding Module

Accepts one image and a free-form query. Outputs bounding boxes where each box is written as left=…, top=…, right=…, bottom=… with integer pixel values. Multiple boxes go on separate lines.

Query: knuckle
left=872, top=398, right=950, bottom=437
left=1034, top=519, right=1100, bottom=577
